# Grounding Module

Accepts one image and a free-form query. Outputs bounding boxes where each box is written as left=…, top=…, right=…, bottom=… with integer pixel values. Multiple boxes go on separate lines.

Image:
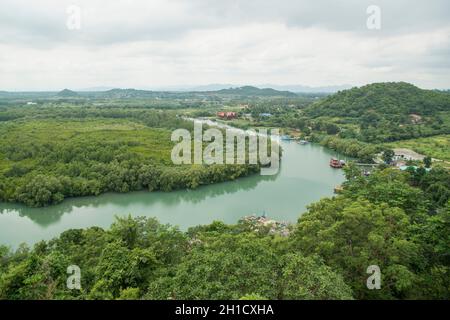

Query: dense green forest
left=0, top=166, right=448, bottom=300
left=237, top=82, right=450, bottom=162
left=0, top=106, right=260, bottom=207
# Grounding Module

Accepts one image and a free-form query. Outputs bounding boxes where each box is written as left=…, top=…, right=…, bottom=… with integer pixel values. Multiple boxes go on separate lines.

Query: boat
left=330, top=158, right=345, bottom=168
left=298, top=140, right=309, bottom=145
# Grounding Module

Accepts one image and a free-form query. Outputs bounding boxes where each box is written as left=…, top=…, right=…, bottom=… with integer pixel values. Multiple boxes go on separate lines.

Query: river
left=0, top=139, right=348, bottom=249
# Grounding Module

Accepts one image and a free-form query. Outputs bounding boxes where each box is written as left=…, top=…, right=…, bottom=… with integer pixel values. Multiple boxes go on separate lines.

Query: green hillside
left=57, top=89, right=78, bottom=97
left=305, top=82, right=450, bottom=142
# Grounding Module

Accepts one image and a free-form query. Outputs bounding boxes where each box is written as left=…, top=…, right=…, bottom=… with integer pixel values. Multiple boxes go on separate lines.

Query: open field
left=0, top=118, right=175, bottom=174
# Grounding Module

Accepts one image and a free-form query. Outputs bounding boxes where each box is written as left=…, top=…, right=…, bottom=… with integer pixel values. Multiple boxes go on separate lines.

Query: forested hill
left=304, top=82, right=450, bottom=142
left=214, top=86, right=298, bottom=97
left=306, top=82, right=450, bottom=118
left=0, top=86, right=299, bottom=101
left=57, top=89, right=78, bottom=97
left=102, top=88, right=157, bottom=98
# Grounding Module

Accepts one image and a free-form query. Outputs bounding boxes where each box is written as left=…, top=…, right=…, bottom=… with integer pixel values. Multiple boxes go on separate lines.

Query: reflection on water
left=0, top=169, right=278, bottom=227
left=0, top=142, right=347, bottom=248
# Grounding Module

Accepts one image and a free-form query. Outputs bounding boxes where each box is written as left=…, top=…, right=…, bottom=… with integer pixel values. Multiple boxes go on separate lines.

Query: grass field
left=0, top=118, right=175, bottom=173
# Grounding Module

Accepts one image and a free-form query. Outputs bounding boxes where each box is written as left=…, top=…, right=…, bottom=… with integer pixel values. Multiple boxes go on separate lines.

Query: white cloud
left=0, top=0, right=449, bottom=90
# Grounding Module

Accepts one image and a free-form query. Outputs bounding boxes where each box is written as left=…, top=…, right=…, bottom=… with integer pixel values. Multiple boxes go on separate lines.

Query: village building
left=217, top=111, right=237, bottom=119
left=375, top=148, right=426, bottom=165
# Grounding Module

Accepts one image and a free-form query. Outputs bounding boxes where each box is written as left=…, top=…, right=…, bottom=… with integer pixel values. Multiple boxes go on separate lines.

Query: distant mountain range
left=144, top=84, right=352, bottom=93
left=212, top=86, right=297, bottom=97
left=54, top=86, right=300, bottom=98
left=259, top=84, right=353, bottom=93
left=3, top=83, right=447, bottom=100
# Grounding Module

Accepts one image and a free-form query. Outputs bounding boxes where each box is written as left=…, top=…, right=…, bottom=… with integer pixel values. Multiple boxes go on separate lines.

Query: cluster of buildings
left=371, top=148, right=434, bottom=172
left=216, top=111, right=273, bottom=120
left=375, top=148, right=427, bottom=167
left=391, top=148, right=425, bottom=163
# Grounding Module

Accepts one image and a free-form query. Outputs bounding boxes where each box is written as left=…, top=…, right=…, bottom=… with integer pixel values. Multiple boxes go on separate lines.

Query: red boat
left=330, top=158, right=345, bottom=168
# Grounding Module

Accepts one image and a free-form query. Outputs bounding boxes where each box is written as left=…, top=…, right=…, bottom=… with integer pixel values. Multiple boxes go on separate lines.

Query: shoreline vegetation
left=0, top=108, right=267, bottom=207
left=0, top=166, right=448, bottom=300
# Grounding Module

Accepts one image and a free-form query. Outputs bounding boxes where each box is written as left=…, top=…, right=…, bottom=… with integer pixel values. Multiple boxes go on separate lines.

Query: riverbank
left=0, top=141, right=346, bottom=248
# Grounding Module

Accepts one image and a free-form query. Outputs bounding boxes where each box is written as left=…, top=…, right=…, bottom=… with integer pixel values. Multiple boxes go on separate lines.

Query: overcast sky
left=1, top=0, right=449, bottom=91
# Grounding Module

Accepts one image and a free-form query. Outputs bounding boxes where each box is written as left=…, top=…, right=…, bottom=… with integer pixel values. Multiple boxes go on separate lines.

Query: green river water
left=0, top=141, right=347, bottom=248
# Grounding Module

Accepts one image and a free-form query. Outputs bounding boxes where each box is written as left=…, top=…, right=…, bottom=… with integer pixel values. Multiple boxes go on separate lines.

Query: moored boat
left=330, top=158, right=345, bottom=168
